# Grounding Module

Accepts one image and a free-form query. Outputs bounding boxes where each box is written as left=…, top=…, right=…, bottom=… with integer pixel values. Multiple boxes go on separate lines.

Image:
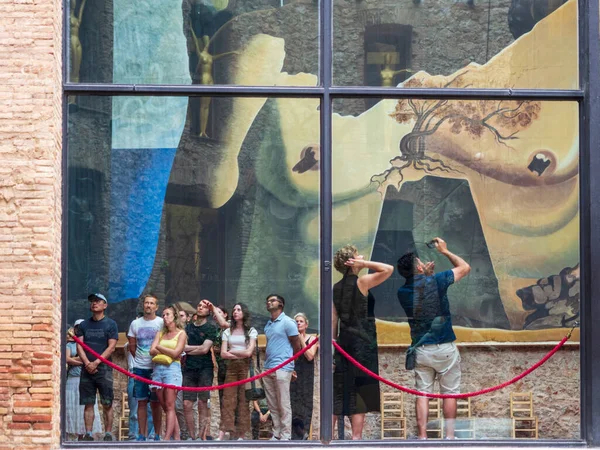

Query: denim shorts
left=133, top=368, right=158, bottom=401
left=151, top=362, right=182, bottom=390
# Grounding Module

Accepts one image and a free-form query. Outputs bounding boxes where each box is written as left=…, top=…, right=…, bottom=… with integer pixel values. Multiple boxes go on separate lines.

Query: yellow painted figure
left=379, top=53, right=411, bottom=87
left=190, top=29, right=238, bottom=138
left=69, top=0, right=86, bottom=103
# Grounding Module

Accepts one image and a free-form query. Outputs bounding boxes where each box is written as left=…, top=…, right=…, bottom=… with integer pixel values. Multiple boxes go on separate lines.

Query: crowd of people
left=65, top=236, right=468, bottom=442
left=65, top=292, right=319, bottom=441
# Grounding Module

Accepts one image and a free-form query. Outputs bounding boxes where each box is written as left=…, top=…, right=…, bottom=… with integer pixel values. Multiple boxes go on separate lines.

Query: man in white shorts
left=397, top=238, right=471, bottom=439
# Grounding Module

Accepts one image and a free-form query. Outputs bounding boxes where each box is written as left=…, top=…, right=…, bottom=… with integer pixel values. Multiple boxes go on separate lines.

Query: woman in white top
left=220, top=302, right=258, bottom=440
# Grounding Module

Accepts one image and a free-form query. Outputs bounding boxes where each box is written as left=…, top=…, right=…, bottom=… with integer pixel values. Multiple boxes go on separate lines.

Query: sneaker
left=136, top=435, right=147, bottom=441
left=270, top=436, right=280, bottom=441
left=80, top=434, right=94, bottom=441
left=154, top=435, right=161, bottom=441
left=103, top=433, right=113, bottom=441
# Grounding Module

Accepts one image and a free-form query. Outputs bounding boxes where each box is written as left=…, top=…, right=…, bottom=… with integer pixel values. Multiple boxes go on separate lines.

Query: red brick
left=13, top=401, right=51, bottom=408
left=31, top=359, right=51, bottom=366
left=11, top=414, right=51, bottom=423
left=7, top=423, right=30, bottom=430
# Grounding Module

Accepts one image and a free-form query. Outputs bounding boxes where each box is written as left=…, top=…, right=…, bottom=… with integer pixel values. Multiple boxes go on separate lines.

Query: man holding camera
left=396, top=238, right=470, bottom=440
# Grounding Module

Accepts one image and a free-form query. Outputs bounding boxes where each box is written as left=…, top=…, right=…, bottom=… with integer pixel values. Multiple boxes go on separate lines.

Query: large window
left=63, top=0, right=588, bottom=445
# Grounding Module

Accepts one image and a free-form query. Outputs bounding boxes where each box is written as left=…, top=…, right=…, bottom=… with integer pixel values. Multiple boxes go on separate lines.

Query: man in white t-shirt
left=127, top=294, right=164, bottom=441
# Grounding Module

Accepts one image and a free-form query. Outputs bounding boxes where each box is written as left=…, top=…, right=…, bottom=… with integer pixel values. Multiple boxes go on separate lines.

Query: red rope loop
left=333, top=334, right=571, bottom=399
left=72, top=334, right=319, bottom=392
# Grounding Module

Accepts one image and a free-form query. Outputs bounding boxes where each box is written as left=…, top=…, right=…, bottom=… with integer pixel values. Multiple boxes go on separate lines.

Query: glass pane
left=67, top=0, right=319, bottom=86
left=331, top=97, right=580, bottom=441
left=65, top=95, right=320, bottom=442
left=333, top=0, right=578, bottom=89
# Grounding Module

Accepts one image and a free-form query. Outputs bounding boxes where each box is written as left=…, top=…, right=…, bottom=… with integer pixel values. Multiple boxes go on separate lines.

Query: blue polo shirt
left=264, top=312, right=299, bottom=371
left=397, top=270, right=456, bottom=347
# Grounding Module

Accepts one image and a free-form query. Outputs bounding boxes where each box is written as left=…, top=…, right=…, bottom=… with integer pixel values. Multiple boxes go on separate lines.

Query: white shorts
left=414, top=342, right=461, bottom=394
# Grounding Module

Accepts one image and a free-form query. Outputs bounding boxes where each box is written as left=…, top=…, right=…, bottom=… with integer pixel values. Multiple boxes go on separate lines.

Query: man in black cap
left=76, top=293, right=119, bottom=441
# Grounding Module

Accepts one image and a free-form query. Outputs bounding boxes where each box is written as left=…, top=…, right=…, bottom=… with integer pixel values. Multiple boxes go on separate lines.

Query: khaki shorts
left=414, top=342, right=461, bottom=394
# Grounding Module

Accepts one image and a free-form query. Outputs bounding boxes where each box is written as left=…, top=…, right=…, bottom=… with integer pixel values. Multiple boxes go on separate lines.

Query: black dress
left=290, top=336, right=315, bottom=439
left=333, top=273, right=381, bottom=415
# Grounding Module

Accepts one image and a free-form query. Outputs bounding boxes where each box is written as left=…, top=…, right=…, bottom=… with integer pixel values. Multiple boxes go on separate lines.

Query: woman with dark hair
left=150, top=305, right=187, bottom=440
left=219, top=303, right=257, bottom=440
left=332, top=245, right=393, bottom=440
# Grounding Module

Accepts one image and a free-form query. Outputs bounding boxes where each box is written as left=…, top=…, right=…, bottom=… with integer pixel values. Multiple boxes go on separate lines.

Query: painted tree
left=371, top=72, right=542, bottom=188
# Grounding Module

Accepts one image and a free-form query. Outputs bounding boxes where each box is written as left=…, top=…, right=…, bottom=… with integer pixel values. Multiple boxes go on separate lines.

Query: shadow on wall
left=370, top=177, right=511, bottom=330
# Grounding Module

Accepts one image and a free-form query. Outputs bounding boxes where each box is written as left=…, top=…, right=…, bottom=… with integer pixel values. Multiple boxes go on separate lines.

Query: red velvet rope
left=333, top=334, right=571, bottom=399
left=72, top=335, right=319, bottom=392
left=73, top=329, right=572, bottom=398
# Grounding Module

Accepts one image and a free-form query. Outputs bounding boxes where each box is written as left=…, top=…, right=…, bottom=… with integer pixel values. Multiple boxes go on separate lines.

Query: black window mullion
left=579, top=0, right=600, bottom=445
left=319, top=0, right=334, bottom=444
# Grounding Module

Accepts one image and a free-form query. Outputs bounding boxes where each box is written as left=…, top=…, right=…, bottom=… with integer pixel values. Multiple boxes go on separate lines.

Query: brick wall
left=0, top=0, right=63, bottom=447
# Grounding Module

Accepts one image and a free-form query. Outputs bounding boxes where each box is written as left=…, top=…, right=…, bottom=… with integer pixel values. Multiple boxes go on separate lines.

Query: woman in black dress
left=290, top=312, right=318, bottom=439
left=332, top=244, right=394, bottom=440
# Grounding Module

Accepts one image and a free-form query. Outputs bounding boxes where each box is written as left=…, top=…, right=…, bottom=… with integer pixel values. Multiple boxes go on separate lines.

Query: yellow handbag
left=152, top=354, right=173, bottom=365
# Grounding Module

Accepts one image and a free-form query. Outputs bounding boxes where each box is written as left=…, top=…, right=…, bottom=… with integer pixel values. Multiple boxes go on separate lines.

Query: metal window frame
left=60, top=0, right=599, bottom=446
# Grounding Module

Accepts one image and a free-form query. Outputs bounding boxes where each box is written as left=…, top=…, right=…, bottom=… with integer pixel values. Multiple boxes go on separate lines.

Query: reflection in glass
left=67, top=0, right=319, bottom=87
left=66, top=95, right=321, bottom=441
left=333, top=0, right=578, bottom=89
left=332, top=98, right=580, bottom=440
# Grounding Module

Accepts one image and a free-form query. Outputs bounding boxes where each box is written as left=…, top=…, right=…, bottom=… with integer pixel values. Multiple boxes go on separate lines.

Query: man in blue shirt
left=397, top=238, right=470, bottom=439
left=263, top=294, right=302, bottom=440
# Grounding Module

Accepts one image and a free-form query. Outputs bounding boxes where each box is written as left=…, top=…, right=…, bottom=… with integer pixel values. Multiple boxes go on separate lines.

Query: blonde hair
left=162, top=305, right=186, bottom=334
left=294, top=312, right=309, bottom=326
left=67, top=327, right=75, bottom=340
left=333, top=244, right=358, bottom=274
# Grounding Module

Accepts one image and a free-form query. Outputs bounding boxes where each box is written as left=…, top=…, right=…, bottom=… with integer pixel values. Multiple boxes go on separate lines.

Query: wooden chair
left=380, top=392, right=406, bottom=439
left=510, top=392, right=539, bottom=439
left=454, top=398, right=474, bottom=439
left=118, top=392, right=130, bottom=441
left=427, top=398, right=443, bottom=439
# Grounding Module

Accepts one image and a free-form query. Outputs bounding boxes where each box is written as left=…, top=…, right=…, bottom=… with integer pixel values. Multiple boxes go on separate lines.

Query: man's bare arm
left=127, top=336, right=137, bottom=358
left=433, top=237, right=471, bottom=282
left=289, top=335, right=302, bottom=354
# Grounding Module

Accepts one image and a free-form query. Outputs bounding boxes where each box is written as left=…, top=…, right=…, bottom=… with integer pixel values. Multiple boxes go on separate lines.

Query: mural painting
left=67, top=0, right=579, bottom=343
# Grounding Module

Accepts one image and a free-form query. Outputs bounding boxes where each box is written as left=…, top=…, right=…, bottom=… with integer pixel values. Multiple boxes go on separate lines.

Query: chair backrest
left=510, top=392, right=534, bottom=418
left=428, top=398, right=441, bottom=419
left=121, top=392, right=129, bottom=418
left=381, top=392, right=405, bottom=418
left=457, top=398, right=472, bottom=418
